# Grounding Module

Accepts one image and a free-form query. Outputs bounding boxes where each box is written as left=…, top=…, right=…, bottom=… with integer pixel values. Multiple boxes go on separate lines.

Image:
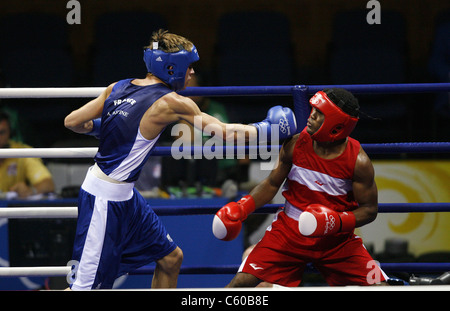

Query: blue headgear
left=143, top=42, right=199, bottom=91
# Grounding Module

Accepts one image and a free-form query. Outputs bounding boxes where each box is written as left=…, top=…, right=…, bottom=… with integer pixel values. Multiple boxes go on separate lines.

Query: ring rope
left=0, top=207, right=78, bottom=219
left=0, top=142, right=449, bottom=159
left=0, top=83, right=449, bottom=98
left=1, top=203, right=449, bottom=219
left=130, top=262, right=450, bottom=275
left=0, top=83, right=448, bottom=282
left=0, top=266, right=70, bottom=277
left=363, top=142, right=450, bottom=154
left=0, top=87, right=106, bottom=99
left=1, top=263, right=449, bottom=278
left=0, top=147, right=97, bottom=158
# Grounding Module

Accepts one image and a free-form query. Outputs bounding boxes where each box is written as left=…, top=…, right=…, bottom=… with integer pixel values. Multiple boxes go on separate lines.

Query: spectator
left=0, top=110, right=55, bottom=198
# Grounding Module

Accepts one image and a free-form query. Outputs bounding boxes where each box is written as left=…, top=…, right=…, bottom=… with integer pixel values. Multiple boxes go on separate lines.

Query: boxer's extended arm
left=173, top=94, right=258, bottom=143
left=140, top=93, right=258, bottom=142
left=164, top=94, right=296, bottom=144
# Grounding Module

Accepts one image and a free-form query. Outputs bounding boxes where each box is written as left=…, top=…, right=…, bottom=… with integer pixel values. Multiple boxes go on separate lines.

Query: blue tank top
left=94, top=79, right=172, bottom=182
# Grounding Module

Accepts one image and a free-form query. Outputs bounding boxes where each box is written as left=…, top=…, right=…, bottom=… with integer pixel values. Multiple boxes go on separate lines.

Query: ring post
left=292, top=85, right=310, bottom=133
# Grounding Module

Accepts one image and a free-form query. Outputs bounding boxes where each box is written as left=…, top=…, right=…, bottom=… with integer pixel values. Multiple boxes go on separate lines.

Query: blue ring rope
left=130, top=262, right=450, bottom=275
left=178, top=83, right=450, bottom=97
left=151, top=203, right=450, bottom=216
left=151, top=142, right=450, bottom=157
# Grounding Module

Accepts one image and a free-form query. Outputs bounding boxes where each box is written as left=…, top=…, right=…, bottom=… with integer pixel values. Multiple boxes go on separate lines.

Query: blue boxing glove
left=87, top=118, right=101, bottom=138
left=251, top=106, right=297, bottom=143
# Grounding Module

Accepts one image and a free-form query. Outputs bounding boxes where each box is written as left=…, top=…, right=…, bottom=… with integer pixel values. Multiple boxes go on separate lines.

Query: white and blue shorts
left=70, top=167, right=177, bottom=290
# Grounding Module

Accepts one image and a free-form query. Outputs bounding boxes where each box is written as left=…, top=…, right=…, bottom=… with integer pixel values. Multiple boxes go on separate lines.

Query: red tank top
left=282, top=128, right=360, bottom=213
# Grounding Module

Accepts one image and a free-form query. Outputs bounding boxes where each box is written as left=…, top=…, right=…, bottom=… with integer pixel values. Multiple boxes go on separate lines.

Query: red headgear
left=309, top=91, right=358, bottom=142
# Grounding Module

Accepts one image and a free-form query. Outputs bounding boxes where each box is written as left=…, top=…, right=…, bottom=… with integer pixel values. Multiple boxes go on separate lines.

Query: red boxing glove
left=298, top=204, right=355, bottom=237
left=212, top=195, right=256, bottom=241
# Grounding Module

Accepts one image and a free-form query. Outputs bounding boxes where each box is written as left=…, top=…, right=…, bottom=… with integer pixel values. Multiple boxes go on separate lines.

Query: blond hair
left=145, top=29, right=194, bottom=52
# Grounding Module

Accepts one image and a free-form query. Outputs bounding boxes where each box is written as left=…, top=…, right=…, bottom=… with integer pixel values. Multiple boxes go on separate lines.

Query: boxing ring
left=0, top=82, right=449, bottom=289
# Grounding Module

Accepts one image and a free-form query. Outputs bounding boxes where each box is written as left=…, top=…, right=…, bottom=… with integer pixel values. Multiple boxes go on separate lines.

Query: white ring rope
left=0, top=267, right=70, bottom=277
left=0, top=148, right=97, bottom=158
left=0, top=87, right=105, bottom=98
left=0, top=207, right=77, bottom=219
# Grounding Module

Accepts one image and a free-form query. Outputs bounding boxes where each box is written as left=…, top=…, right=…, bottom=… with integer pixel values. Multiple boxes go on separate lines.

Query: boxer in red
left=213, top=88, right=388, bottom=286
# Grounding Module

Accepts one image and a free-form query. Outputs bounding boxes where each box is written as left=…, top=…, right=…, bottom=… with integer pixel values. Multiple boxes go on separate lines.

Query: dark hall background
left=0, top=0, right=449, bottom=147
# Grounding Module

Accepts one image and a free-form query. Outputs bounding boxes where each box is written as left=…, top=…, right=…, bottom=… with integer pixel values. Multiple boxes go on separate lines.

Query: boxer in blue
left=64, top=29, right=297, bottom=290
